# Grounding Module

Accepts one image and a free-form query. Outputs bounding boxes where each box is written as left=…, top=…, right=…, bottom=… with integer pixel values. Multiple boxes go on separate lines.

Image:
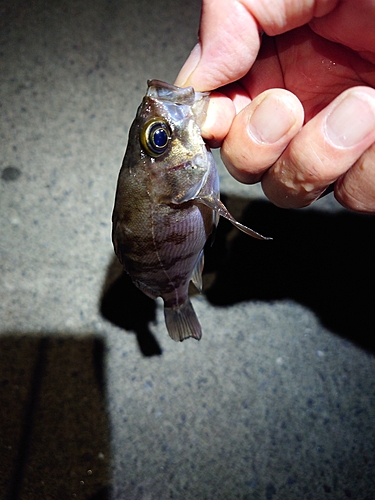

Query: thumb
left=175, top=0, right=261, bottom=91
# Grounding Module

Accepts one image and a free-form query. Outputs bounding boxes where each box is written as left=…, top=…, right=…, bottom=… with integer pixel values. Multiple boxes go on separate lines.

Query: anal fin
left=191, top=250, right=204, bottom=293
left=134, top=279, right=159, bottom=299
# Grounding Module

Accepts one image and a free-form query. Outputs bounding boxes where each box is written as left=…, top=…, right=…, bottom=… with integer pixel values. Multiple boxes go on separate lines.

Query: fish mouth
left=168, top=155, right=207, bottom=172
left=167, top=161, right=193, bottom=172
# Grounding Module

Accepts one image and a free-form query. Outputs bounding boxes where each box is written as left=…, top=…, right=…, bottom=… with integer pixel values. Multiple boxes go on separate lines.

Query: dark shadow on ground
left=0, top=334, right=112, bottom=499
left=205, top=198, right=375, bottom=353
left=100, top=196, right=375, bottom=354
left=100, top=258, right=161, bottom=357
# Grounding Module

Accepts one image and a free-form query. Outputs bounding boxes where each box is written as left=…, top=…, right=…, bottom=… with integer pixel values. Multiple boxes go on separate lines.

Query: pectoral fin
left=199, top=196, right=272, bottom=241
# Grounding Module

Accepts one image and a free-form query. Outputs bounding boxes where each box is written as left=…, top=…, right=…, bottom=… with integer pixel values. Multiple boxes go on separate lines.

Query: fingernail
left=247, top=95, right=296, bottom=144
left=326, top=92, right=375, bottom=147
left=174, top=43, right=201, bottom=87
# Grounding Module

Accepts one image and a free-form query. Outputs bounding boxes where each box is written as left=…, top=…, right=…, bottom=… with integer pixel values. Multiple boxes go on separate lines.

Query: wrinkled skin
left=175, top=0, right=375, bottom=212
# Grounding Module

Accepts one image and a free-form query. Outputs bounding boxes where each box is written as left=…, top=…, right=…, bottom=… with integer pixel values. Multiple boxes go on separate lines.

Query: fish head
left=129, top=80, right=212, bottom=204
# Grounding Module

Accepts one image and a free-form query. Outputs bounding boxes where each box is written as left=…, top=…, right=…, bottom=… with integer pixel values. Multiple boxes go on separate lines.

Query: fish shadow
left=205, top=197, right=375, bottom=353
left=100, top=196, right=375, bottom=355
left=100, top=258, right=161, bottom=357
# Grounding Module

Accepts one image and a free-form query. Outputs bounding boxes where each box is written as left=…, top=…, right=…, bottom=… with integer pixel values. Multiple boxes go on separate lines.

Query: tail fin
left=164, top=299, right=202, bottom=342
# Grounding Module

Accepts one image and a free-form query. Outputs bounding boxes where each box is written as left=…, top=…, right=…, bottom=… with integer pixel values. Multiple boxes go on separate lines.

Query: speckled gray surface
left=1, top=1, right=375, bottom=499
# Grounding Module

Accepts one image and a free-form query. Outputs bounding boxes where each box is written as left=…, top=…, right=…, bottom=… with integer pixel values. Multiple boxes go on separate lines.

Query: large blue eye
left=149, top=124, right=168, bottom=151
left=141, top=118, right=172, bottom=157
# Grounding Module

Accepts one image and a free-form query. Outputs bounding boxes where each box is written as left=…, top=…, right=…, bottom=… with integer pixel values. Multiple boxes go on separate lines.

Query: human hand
left=175, top=0, right=375, bottom=212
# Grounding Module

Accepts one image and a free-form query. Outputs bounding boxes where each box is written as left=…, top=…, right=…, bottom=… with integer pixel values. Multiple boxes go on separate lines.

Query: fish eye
left=141, top=118, right=172, bottom=157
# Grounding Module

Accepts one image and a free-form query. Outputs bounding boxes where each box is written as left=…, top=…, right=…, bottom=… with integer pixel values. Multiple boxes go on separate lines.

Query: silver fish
left=112, top=80, right=271, bottom=342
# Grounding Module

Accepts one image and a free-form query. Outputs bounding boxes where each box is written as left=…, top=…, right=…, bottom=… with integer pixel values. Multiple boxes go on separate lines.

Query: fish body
left=112, top=80, right=270, bottom=342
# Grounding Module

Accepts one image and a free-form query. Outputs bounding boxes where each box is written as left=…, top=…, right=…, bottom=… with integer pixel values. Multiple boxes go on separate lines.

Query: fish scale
left=112, top=80, right=271, bottom=341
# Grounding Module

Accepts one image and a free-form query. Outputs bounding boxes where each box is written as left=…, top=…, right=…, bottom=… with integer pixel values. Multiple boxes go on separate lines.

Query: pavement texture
left=1, top=1, right=375, bottom=499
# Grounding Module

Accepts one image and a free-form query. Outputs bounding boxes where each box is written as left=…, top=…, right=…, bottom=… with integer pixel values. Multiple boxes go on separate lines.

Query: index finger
left=175, top=0, right=260, bottom=91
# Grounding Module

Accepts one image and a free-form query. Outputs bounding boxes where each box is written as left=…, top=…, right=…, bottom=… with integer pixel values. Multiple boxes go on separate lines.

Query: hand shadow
left=100, top=258, right=161, bottom=357
left=205, top=198, right=375, bottom=353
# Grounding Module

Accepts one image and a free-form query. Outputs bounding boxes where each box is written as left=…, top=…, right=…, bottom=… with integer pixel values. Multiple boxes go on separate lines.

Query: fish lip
left=167, top=156, right=206, bottom=172
left=167, top=161, right=192, bottom=172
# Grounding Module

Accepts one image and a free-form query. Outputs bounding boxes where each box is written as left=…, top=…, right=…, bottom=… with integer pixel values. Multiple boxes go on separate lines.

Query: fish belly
left=119, top=200, right=211, bottom=341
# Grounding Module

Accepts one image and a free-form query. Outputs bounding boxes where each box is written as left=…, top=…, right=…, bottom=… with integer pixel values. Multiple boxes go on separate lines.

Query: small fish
left=112, top=80, right=271, bottom=342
